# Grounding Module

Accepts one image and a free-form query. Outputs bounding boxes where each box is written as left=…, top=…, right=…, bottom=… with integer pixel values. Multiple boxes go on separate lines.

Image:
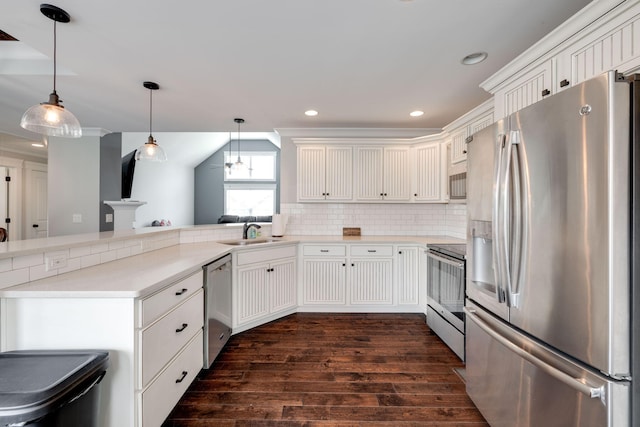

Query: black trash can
left=0, top=350, right=109, bottom=427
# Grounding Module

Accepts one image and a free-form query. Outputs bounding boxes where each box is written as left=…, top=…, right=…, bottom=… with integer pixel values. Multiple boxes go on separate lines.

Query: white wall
left=48, top=134, right=100, bottom=236
left=121, top=133, right=196, bottom=227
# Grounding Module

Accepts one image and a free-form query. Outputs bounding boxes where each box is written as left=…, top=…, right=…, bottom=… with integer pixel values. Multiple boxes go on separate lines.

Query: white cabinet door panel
left=397, top=247, right=420, bottom=305
left=270, top=258, right=297, bottom=313
left=297, top=146, right=326, bottom=201
left=414, top=143, right=441, bottom=201
left=236, top=264, right=270, bottom=325
left=355, top=147, right=384, bottom=201
left=302, top=259, right=347, bottom=304
left=383, top=147, right=411, bottom=201
left=350, top=259, right=393, bottom=305
left=325, top=146, right=353, bottom=201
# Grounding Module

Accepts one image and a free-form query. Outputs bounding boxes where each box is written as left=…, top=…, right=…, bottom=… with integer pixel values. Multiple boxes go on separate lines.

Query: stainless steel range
left=426, top=243, right=466, bottom=361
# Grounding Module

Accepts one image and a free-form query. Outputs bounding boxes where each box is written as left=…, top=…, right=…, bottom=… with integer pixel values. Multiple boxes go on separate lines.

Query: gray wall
left=99, top=133, right=122, bottom=232
left=194, top=140, right=280, bottom=224
left=48, top=134, right=101, bottom=236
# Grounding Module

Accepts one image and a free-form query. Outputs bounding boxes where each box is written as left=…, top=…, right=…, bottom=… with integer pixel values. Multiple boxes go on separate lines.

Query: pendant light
left=224, top=132, right=233, bottom=171
left=20, top=4, right=82, bottom=138
left=231, top=118, right=245, bottom=171
left=135, top=81, right=167, bottom=162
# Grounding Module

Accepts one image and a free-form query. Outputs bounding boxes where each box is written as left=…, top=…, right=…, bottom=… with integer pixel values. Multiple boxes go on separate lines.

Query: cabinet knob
left=399, top=251, right=403, bottom=254
left=541, top=89, right=551, bottom=97
left=351, top=263, right=355, bottom=267
left=380, top=193, right=384, bottom=196
left=462, top=150, right=467, bottom=154
left=560, top=79, right=570, bottom=88
left=414, top=193, right=418, bottom=197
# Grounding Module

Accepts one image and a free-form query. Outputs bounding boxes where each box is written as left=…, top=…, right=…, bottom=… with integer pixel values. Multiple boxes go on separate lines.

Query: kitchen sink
left=218, top=238, right=282, bottom=246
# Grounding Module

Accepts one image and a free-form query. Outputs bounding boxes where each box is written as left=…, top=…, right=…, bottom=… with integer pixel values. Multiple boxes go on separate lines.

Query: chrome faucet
left=242, top=222, right=261, bottom=239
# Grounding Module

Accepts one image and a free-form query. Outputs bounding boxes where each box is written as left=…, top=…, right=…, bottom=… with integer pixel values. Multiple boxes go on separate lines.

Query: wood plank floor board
left=163, top=313, right=488, bottom=426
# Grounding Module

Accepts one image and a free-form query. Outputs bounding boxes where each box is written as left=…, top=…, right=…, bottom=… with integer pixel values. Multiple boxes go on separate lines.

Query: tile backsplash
left=280, top=203, right=467, bottom=238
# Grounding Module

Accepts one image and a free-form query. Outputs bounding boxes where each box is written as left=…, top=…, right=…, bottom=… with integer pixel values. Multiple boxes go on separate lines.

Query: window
left=223, top=150, right=277, bottom=217
left=224, top=184, right=276, bottom=216
left=224, top=152, right=276, bottom=181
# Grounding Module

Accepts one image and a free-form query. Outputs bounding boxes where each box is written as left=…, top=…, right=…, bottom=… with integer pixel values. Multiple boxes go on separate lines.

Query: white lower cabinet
left=233, top=244, right=297, bottom=332
left=140, top=330, right=203, bottom=427
left=0, top=269, right=205, bottom=427
left=396, top=246, right=422, bottom=306
left=299, top=243, right=423, bottom=312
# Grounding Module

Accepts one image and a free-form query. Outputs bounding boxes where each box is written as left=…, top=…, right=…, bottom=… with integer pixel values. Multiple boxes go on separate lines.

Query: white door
left=28, top=168, right=48, bottom=238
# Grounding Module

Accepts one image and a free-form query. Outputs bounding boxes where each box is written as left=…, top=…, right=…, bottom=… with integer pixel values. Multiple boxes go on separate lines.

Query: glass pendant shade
left=21, top=92, right=82, bottom=137
left=135, top=135, right=167, bottom=162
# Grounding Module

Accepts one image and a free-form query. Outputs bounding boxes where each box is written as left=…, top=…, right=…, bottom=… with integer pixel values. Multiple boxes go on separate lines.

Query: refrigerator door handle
left=506, top=130, right=524, bottom=308
left=466, top=308, right=606, bottom=401
left=492, top=133, right=507, bottom=303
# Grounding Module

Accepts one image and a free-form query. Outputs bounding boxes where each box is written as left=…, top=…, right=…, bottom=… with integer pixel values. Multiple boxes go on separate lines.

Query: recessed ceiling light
left=305, top=110, right=318, bottom=117
left=461, top=52, right=488, bottom=65
left=410, top=110, right=424, bottom=117
left=31, top=143, right=45, bottom=147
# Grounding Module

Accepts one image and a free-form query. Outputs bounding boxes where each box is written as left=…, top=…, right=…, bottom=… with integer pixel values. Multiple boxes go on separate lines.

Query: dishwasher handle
left=204, top=254, right=232, bottom=272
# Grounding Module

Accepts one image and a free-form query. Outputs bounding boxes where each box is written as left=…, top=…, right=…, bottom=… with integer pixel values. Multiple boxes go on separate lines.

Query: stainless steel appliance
left=465, top=70, right=637, bottom=426
left=427, top=243, right=466, bottom=360
left=203, top=254, right=232, bottom=368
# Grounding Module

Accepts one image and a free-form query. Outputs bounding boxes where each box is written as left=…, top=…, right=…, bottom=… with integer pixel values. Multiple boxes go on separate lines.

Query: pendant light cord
left=237, top=120, right=241, bottom=162
left=149, top=87, right=153, bottom=138
left=52, top=20, right=57, bottom=94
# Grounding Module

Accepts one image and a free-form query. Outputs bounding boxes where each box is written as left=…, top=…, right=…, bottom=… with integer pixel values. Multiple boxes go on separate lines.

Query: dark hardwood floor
left=163, top=313, right=488, bottom=426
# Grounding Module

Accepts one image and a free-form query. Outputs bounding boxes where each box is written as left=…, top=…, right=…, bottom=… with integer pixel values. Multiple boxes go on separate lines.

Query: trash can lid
left=0, top=350, right=109, bottom=424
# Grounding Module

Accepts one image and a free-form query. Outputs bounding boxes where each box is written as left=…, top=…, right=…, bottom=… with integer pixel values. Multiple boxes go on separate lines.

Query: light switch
left=72, top=214, right=82, bottom=223
left=106, top=213, right=113, bottom=223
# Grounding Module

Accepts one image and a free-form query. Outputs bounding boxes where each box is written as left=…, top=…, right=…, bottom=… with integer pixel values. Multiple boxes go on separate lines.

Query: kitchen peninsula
left=0, top=224, right=462, bottom=427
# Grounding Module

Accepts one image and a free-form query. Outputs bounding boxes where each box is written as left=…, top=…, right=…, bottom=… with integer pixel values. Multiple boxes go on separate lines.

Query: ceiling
left=0, top=0, right=593, bottom=148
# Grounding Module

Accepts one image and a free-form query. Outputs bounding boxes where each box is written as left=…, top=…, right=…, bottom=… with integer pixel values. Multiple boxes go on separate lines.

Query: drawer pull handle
left=175, top=323, right=188, bottom=333
left=320, top=249, right=329, bottom=253
left=175, top=288, right=188, bottom=296
left=175, top=371, right=188, bottom=383
left=367, top=250, right=377, bottom=253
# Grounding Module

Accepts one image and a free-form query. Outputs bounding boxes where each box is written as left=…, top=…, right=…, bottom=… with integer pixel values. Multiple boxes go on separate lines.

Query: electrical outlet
left=72, top=214, right=82, bottom=223
left=106, top=213, right=113, bottom=223
left=45, top=254, right=68, bottom=271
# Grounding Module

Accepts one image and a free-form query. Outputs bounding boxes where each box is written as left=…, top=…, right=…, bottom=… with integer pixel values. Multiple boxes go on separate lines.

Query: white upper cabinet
left=449, top=127, right=469, bottom=165
left=297, top=145, right=352, bottom=201
left=355, top=146, right=411, bottom=202
left=413, top=142, right=442, bottom=202
left=485, top=0, right=640, bottom=119
left=495, top=60, right=553, bottom=119
left=557, top=5, right=640, bottom=90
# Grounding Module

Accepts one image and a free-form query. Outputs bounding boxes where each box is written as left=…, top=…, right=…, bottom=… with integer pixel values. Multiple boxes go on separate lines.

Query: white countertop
left=0, top=235, right=463, bottom=299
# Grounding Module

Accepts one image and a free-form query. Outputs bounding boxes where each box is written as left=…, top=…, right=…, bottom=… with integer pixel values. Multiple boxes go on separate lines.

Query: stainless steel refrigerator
left=465, top=70, right=638, bottom=426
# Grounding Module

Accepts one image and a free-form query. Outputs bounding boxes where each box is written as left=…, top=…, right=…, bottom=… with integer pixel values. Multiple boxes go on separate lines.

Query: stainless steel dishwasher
left=203, top=254, right=232, bottom=368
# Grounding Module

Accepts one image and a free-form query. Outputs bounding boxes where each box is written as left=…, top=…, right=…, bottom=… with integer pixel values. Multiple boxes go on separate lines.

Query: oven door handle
left=426, top=250, right=464, bottom=269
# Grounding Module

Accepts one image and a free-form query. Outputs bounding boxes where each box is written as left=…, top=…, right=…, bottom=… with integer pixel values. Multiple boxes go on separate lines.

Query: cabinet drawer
left=140, top=271, right=203, bottom=328
left=236, top=244, right=297, bottom=266
left=350, top=245, right=393, bottom=257
left=140, top=289, right=204, bottom=388
left=302, top=245, right=346, bottom=257
left=141, top=330, right=203, bottom=427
